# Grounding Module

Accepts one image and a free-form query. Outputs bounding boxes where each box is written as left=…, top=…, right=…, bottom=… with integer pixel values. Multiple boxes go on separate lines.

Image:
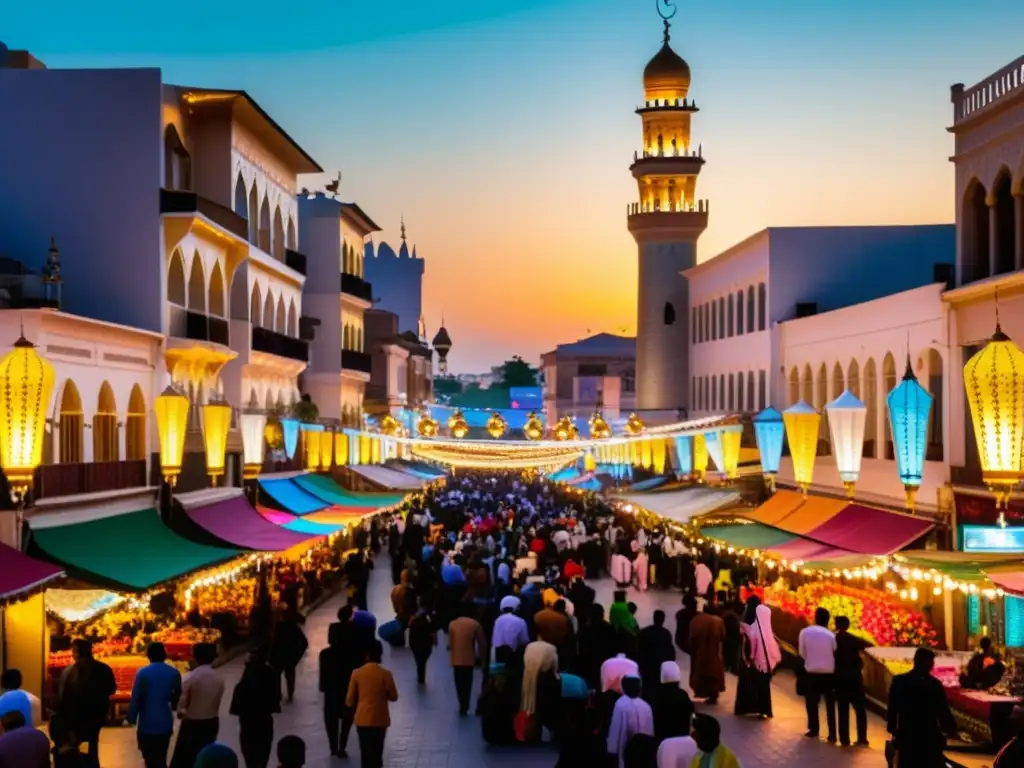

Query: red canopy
left=0, top=541, right=63, bottom=600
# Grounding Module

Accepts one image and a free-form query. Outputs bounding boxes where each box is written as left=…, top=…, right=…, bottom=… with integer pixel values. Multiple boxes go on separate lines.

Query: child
left=277, top=735, right=306, bottom=767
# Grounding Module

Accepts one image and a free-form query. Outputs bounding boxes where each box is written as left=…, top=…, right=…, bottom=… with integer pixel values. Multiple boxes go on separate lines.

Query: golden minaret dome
left=643, top=20, right=690, bottom=101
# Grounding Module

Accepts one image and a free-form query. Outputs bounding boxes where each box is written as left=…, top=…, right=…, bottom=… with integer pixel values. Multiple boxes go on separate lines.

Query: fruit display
left=766, top=580, right=938, bottom=648
left=192, top=578, right=258, bottom=618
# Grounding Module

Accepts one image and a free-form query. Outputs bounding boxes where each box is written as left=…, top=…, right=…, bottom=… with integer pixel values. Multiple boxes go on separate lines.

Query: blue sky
left=6, top=0, right=1023, bottom=371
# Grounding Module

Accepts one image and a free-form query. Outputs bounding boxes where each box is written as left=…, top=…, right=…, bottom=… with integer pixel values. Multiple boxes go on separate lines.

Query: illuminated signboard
left=962, top=525, right=1024, bottom=553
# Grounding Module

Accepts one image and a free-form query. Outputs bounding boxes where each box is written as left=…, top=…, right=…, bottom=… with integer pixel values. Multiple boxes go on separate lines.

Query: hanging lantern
left=964, top=325, right=1024, bottom=515
left=200, top=395, right=232, bottom=485
left=624, top=412, right=645, bottom=436
left=417, top=411, right=439, bottom=438
left=783, top=400, right=820, bottom=495
left=523, top=412, right=545, bottom=441
left=0, top=334, right=55, bottom=497
left=486, top=411, right=507, bottom=440
left=319, top=429, right=334, bottom=470
left=720, top=428, right=742, bottom=480
left=448, top=410, right=469, bottom=439
left=887, top=357, right=933, bottom=514
left=827, top=390, right=868, bottom=497
left=334, top=431, right=349, bottom=467
left=240, top=397, right=267, bottom=480
left=155, top=386, right=189, bottom=486
left=704, top=431, right=724, bottom=477
left=693, top=433, right=708, bottom=482
left=380, top=414, right=400, bottom=436
left=589, top=412, right=611, bottom=440
left=753, top=407, right=784, bottom=492
left=302, top=424, right=323, bottom=471
left=553, top=416, right=574, bottom=441
left=674, top=436, right=693, bottom=476
left=281, top=418, right=300, bottom=460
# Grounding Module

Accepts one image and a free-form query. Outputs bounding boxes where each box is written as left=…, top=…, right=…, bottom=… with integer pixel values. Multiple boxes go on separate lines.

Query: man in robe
left=607, top=675, right=654, bottom=768
left=688, top=604, right=726, bottom=704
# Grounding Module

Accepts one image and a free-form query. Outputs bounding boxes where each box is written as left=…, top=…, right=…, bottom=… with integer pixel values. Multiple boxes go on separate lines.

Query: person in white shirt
left=601, top=653, right=640, bottom=694
left=607, top=676, right=654, bottom=768
left=171, top=642, right=224, bottom=767
left=694, top=561, right=713, bottom=610
left=657, top=734, right=699, bottom=768
left=797, top=607, right=838, bottom=742
left=491, top=596, right=529, bottom=656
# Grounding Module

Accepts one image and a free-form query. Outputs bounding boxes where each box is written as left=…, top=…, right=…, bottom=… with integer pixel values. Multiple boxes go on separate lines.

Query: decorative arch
left=126, top=384, right=146, bottom=461
left=863, top=358, right=877, bottom=458
left=272, top=206, right=285, bottom=260
left=163, top=125, right=191, bottom=191
left=816, top=363, right=830, bottom=455
left=801, top=363, right=813, bottom=405
left=208, top=261, right=226, bottom=318
left=788, top=367, right=800, bottom=406
left=59, top=380, right=84, bottom=463
left=258, top=195, right=271, bottom=252
left=287, top=299, right=297, bottom=337
left=275, top=295, right=286, bottom=332
left=882, top=352, right=897, bottom=460
left=263, top=290, right=275, bottom=330
left=234, top=173, right=248, bottom=219
left=993, top=167, right=1015, bottom=275
left=962, top=178, right=990, bottom=283
left=286, top=217, right=296, bottom=250
left=919, top=347, right=945, bottom=461
left=248, top=184, right=260, bottom=244
left=250, top=281, right=262, bottom=326
left=264, top=389, right=275, bottom=411
left=847, top=359, right=861, bottom=400
left=94, top=381, right=118, bottom=462
left=167, top=249, right=187, bottom=306
left=187, top=251, right=206, bottom=313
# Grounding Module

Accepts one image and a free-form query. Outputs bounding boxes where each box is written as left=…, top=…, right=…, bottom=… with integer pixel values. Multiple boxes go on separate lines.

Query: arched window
left=250, top=283, right=262, bottom=326
left=703, top=305, right=710, bottom=342
left=962, top=179, right=990, bottom=284
left=710, top=304, right=717, bottom=341
left=263, top=292, right=275, bottom=330
left=993, top=169, right=1015, bottom=275
left=717, top=297, right=726, bottom=338
left=187, top=253, right=206, bottom=313
left=94, top=382, right=118, bottom=462
left=736, top=291, right=744, bottom=334
left=711, top=376, right=717, bottom=411
left=126, top=384, right=146, bottom=461
left=816, top=364, right=830, bottom=456
left=234, top=174, right=248, bottom=219
left=692, top=308, right=698, bottom=343
left=248, top=185, right=259, bottom=244
left=801, top=364, right=813, bottom=405
left=747, top=370, right=755, bottom=411
left=275, top=296, right=286, bottom=332
left=921, top=348, right=944, bottom=461
left=728, top=374, right=735, bottom=411
left=757, top=283, right=767, bottom=331
left=287, top=300, right=297, bottom=337
left=847, top=359, right=860, bottom=399
left=258, top=196, right=271, bottom=253
left=788, top=367, right=800, bottom=407
left=167, top=250, right=187, bottom=306
left=718, top=375, right=725, bottom=411
left=163, top=125, right=191, bottom=191
left=883, top=353, right=897, bottom=459
left=758, top=370, right=767, bottom=410
left=863, top=358, right=877, bottom=458
left=663, top=302, right=676, bottom=325
left=736, top=371, right=744, bottom=410
left=59, top=381, right=84, bottom=463
left=747, top=285, right=755, bottom=332
left=727, top=294, right=734, bottom=337
left=209, top=262, right=226, bottom=317
left=272, top=207, right=285, bottom=261
left=286, top=217, right=296, bottom=250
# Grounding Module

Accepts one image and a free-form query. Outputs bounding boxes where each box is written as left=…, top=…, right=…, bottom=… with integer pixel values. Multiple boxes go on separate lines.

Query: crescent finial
left=656, top=0, right=677, bottom=21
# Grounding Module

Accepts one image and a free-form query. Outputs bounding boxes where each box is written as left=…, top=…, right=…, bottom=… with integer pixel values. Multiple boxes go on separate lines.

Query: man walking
left=346, top=641, right=399, bottom=768
left=833, top=616, right=868, bottom=747
left=798, top=607, right=837, bottom=743
left=57, top=639, right=117, bottom=763
left=127, top=642, right=182, bottom=768
left=448, top=605, right=487, bottom=715
left=171, top=642, right=224, bottom=768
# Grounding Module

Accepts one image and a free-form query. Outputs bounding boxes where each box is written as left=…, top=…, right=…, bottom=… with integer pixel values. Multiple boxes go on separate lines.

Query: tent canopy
left=258, top=478, right=330, bottom=515
left=0, top=542, right=63, bottom=601
left=347, top=465, right=425, bottom=491
left=615, top=487, right=740, bottom=525
left=183, top=496, right=318, bottom=551
left=30, top=509, right=240, bottom=591
left=292, top=474, right=408, bottom=508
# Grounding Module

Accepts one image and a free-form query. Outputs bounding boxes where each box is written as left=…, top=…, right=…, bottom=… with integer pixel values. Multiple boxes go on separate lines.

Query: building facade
left=541, top=333, right=636, bottom=424
left=363, top=221, right=425, bottom=337
left=299, top=193, right=379, bottom=427
left=364, top=309, right=433, bottom=416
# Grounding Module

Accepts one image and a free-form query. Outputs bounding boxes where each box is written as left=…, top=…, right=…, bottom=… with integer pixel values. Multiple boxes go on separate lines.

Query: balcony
left=341, top=272, right=374, bottom=302
left=342, top=350, right=373, bottom=374
left=251, top=326, right=309, bottom=362
left=169, top=306, right=230, bottom=346
left=34, top=460, right=148, bottom=500
left=285, top=248, right=307, bottom=276
left=160, top=189, right=248, bottom=241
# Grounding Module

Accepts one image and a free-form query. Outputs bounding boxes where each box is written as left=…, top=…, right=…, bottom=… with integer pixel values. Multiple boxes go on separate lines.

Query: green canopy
left=895, top=550, right=1023, bottom=583
left=292, top=474, right=407, bottom=509
left=31, top=509, right=241, bottom=591
left=701, top=523, right=796, bottom=550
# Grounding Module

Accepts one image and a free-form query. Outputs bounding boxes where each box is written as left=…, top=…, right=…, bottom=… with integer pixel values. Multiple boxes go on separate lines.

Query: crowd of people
left=0, top=468, right=1000, bottom=768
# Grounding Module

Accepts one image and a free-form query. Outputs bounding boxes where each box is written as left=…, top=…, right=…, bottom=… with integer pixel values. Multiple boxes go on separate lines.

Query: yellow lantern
left=783, top=400, right=821, bottom=495
left=448, top=410, right=469, bottom=439
left=201, top=396, right=232, bottom=484
left=553, top=416, right=574, bottom=441
left=240, top=398, right=267, bottom=481
left=155, top=386, right=189, bottom=485
left=523, top=412, right=545, bottom=440
left=640, top=438, right=653, bottom=469
left=304, top=426, right=322, bottom=471
left=589, top=412, right=611, bottom=440
left=417, top=411, right=439, bottom=438
left=0, top=334, right=55, bottom=496
left=720, top=428, right=742, bottom=480
left=380, top=414, right=400, bottom=436
left=652, top=439, right=668, bottom=474
left=624, top=412, right=645, bottom=436
left=319, top=430, right=334, bottom=471
left=334, top=431, right=349, bottom=467
left=486, top=412, right=507, bottom=440
left=964, top=325, right=1024, bottom=511
left=693, top=433, right=708, bottom=481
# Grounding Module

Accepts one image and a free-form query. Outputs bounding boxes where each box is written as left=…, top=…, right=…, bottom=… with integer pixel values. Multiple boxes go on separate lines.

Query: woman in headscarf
left=733, top=595, right=781, bottom=719
left=652, top=661, right=694, bottom=741
left=519, top=639, right=559, bottom=742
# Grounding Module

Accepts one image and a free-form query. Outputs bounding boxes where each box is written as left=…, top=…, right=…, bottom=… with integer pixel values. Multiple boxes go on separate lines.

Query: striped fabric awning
left=347, top=465, right=426, bottom=491
left=615, top=487, right=740, bottom=525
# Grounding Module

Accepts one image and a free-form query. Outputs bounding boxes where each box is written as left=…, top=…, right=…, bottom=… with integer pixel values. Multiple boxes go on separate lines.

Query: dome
left=432, top=326, right=452, bottom=349
left=643, top=40, right=690, bottom=101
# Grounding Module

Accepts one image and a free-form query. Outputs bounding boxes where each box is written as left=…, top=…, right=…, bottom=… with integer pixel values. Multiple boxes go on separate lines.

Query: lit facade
left=541, top=333, right=636, bottom=424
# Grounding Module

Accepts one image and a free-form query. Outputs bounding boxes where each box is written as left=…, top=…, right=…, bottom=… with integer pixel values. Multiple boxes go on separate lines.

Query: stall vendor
left=960, top=637, right=1005, bottom=690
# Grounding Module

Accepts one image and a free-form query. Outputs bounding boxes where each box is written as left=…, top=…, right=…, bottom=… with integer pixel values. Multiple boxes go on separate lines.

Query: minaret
left=432, top=320, right=452, bottom=375
left=628, top=2, right=708, bottom=416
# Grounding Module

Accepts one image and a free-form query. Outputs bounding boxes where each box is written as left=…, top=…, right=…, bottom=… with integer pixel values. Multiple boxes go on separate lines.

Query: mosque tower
left=628, top=1, right=708, bottom=416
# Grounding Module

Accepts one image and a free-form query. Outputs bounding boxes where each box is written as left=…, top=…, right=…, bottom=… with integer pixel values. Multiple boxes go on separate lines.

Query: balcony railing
left=34, top=460, right=148, bottom=500
left=342, top=350, right=373, bottom=374
left=160, top=189, right=248, bottom=241
left=251, top=326, right=309, bottom=362
left=285, top=248, right=307, bottom=276
left=169, top=306, right=230, bottom=346
left=341, top=272, right=374, bottom=302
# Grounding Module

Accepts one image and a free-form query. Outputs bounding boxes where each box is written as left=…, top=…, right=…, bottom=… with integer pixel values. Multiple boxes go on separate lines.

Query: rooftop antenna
left=400, top=216, right=407, bottom=242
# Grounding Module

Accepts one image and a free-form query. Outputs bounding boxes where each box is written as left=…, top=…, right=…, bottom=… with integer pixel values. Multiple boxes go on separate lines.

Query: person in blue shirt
left=128, top=642, right=182, bottom=768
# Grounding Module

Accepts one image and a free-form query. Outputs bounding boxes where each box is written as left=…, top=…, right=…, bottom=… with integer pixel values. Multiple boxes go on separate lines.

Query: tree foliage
left=497, top=356, right=539, bottom=389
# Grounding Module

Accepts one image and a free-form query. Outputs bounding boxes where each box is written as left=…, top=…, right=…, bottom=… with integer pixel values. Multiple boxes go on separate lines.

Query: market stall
left=348, top=464, right=430, bottom=491
left=291, top=472, right=409, bottom=509
left=258, top=476, right=332, bottom=515
left=614, top=487, right=740, bottom=525
left=177, top=489, right=322, bottom=551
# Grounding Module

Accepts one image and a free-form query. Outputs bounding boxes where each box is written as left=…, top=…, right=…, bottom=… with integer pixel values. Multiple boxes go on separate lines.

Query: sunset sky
left=8, top=0, right=1024, bottom=372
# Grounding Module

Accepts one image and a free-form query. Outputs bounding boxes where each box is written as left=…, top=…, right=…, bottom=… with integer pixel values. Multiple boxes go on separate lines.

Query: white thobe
left=607, top=695, right=654, bottom=767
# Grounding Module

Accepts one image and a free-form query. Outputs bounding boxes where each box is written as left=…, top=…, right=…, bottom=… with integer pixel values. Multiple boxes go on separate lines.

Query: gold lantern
left=201, top=395, right=232, bottom=485
left=448, top=409, right=469, bottom=439
left=553, top=416, right=574, bottom=441
left=155, top=386, right=189, bottom=485
left=0, top=334, right=55, bottom=497
left=304, top=426, right=322, bottom=471
left=334, top=431, right=349, bottom=467
left=380, top=414, right=400, bottom=436
left=589, top=412, right=611, bottom=440
left=624, top=412, right=645, bottom=436
left=964, top=325, right=1024, bottom=513
left=783, top=400, right=821, bottom=495
left=417, top=411, right=439, bottom=438
left=486, top=411, right=507, bottom=440
left=693, top=433, right=708, bottom=482
left=720, top=428, right=742, bottom=480
left=523, top=412, right=544, bottom=440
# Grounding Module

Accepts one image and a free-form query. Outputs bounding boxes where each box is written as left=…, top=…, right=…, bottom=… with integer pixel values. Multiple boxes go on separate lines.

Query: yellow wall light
left=417, top=412, right=439, bottom=438
left=155, top=385, right=189, bottom=485
left=783, top=400, right=820, bottom=494
left=201, top=395, right=232, bottom=484
left=0, top=334, right=55, bottom=496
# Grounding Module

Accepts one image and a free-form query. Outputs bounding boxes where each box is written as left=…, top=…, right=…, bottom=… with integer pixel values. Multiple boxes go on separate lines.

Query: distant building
left=541, top=333, right=636, bottom=424
left=364, top=308, right=432, bottom=416
left=363, top=218, right=424, bottom=336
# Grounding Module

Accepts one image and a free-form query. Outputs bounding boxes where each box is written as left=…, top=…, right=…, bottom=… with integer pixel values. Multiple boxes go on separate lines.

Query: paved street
left=95, top=559, right=992, bottom=767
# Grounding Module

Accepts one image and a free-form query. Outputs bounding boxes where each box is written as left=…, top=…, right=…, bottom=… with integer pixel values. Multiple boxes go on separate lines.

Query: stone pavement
left=94, top=560, right=993, bottom=767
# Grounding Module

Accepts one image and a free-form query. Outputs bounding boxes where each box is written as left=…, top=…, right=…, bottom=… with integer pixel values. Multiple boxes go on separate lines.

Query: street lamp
left=888, top=357, right=933, bottom=514
left=753, top=407, right=784, bottom=492
left=0, top=333, right=55, bottom=547
left=783, top=400, right=820, bottom=495
left=201, top=395, right=232, bottom=486
left=827, top=390, right=867, bottom=497
left=154, top=386, right=189, bottom=486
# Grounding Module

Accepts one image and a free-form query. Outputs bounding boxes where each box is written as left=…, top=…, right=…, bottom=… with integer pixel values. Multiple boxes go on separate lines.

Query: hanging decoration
left=380, top=414, right=400, bottom=436
left=334, top=431, right=349, bottom=467
left=888, top=357, right=933, bottom=514
left=416, top=411, right=439, bottom=438
left=486, top=411, right=508, bottom=440
left=720, top=428, right=742, bottom=480
left=964, top=324, right=1024, bottom=520
left=553, top=416, right=575, bottom=441
left=523, top=412, right=545, bottom=441
left=783, top=400, right=820, bottom=494
left=674, top=435, right=693, bottom=476
left=827, top=390, right=868, bottom=497
left=155, top=386, right=189, bottom=485
left=693, top=433, right=708, bottom=482
left=624, top=412, right=645, bottom=436
left=652, top=438, right=668, bottom=474
left=319, top=430, right=334, bottom=471
left=448, top=410, right=469, bottom=439
left=0, top=333, right=55, bottom=496
left=753, top=407, right=784, bottom=491
left=201, top=395, right=232, bottom=485
left=589, top=412, right=611, bottom=439
left=281, top=418, right=300, bottom=460
left=302, top=423, right=323, bottom=471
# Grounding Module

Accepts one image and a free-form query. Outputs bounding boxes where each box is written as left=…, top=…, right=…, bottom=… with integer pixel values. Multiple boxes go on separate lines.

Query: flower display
left=766, top=581, right=937, bottom=648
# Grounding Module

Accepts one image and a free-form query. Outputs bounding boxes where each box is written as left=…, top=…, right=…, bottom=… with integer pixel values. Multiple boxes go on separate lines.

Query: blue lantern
left=281, top=418, right=300, bottom=460
left=674, top=436, right=693, bottom=476
left=753, top=407, right=785, bottom=491
left=887, top=356, right=933, bottom=513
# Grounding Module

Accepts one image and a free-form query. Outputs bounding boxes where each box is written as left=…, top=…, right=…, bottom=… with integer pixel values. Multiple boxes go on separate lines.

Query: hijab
left=660, top=661, right=682, bottom=685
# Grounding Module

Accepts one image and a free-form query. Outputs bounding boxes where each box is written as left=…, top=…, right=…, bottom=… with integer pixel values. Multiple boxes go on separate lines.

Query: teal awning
left=292, top=474, right=407, bottom=508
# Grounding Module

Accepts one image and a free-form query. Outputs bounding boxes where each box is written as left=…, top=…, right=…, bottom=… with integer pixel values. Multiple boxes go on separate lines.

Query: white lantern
left=240, top=399, right=267, bottom=480
left=826, top=389, right=867, bottom=496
